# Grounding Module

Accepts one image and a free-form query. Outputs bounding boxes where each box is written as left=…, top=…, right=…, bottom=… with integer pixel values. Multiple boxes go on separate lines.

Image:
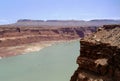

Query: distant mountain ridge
left=17, top=19, right=44, bottom=22
left=2, top=19, right=120, bottom=27
left=17, top=19, right=85, bottom=22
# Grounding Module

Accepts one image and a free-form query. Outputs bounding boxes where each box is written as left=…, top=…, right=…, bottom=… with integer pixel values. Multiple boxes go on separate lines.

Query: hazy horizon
left=1, top=18, right=120, bottom=25
left=0, top=0, right=120, bottom=24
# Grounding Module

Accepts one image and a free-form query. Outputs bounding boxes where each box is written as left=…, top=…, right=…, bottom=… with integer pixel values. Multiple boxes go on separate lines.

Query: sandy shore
left=0, top=41, right=55, bottom=58
left=0, top=39, right=80, bottom=59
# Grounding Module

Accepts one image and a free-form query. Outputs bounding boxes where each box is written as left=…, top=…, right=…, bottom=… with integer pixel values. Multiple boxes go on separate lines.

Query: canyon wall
left=70, top=25, right=120, bottom=81
left=0, top=26, right=96, bottom=47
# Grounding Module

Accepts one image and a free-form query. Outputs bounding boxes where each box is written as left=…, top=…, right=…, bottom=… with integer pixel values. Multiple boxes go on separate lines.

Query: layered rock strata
left=0, top=26, right=96, bottom=47
left=70, top=25, right=120, bottom=81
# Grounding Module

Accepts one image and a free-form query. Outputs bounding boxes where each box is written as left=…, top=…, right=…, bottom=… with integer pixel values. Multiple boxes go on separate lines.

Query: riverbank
left=0, top=39, right=80, bottom=59
left=0, top=25, right=96, bottom=59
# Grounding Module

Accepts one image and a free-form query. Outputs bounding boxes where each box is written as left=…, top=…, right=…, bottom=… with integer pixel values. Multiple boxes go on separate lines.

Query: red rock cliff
left=0, top=26, right=96, bottom=47
left=70, top=25, right=120, bottom=81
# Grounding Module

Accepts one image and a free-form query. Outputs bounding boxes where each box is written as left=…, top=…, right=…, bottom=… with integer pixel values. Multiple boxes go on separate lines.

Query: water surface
left=0, top=41, right=79, bottom=81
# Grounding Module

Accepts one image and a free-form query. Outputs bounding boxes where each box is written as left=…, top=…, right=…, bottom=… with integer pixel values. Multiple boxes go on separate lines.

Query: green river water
left=0, top=41, right=80, bottom=81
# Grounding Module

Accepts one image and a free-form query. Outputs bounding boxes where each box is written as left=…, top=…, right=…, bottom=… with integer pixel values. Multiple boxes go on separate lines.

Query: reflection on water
left=0, top=41, right=79, bottom=81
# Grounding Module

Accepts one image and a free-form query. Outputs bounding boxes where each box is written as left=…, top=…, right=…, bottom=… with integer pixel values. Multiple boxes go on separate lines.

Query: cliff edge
left=70, top=25, right=120, bottom=81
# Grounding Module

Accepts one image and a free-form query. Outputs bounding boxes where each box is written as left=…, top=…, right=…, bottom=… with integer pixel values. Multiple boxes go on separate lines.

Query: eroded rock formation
left=0, top=26, right=96, bottom=47
left=70, top=25, right=120, bottom=81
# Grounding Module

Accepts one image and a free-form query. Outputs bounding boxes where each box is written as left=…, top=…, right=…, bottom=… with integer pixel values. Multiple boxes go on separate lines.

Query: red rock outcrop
left=0, top=26, right=96, bottom=47
left=70, top=25, right=120, bottom=81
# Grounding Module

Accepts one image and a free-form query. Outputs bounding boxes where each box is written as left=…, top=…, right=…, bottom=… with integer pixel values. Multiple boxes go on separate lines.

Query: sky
left=0, top=0, right=120, bottom=24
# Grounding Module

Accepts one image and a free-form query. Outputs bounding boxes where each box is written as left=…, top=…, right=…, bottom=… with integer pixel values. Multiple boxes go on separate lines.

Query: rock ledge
left=70, top=25, right=120, bottom=81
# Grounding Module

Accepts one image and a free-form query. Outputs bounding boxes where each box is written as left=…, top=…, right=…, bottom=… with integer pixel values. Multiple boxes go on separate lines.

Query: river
left=0, top=41, right=80, bottom=81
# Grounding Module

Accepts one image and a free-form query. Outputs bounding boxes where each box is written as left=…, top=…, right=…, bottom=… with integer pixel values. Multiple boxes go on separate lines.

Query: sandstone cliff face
left=0, top=26, right=96, bottom=47
left=70, top=25, right=120, bottom=81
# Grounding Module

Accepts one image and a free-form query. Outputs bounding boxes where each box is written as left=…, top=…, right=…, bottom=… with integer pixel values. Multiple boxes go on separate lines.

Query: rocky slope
left=0, top=26, right=96, bottom=47
left=70, top=25, right=120, bottom=81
